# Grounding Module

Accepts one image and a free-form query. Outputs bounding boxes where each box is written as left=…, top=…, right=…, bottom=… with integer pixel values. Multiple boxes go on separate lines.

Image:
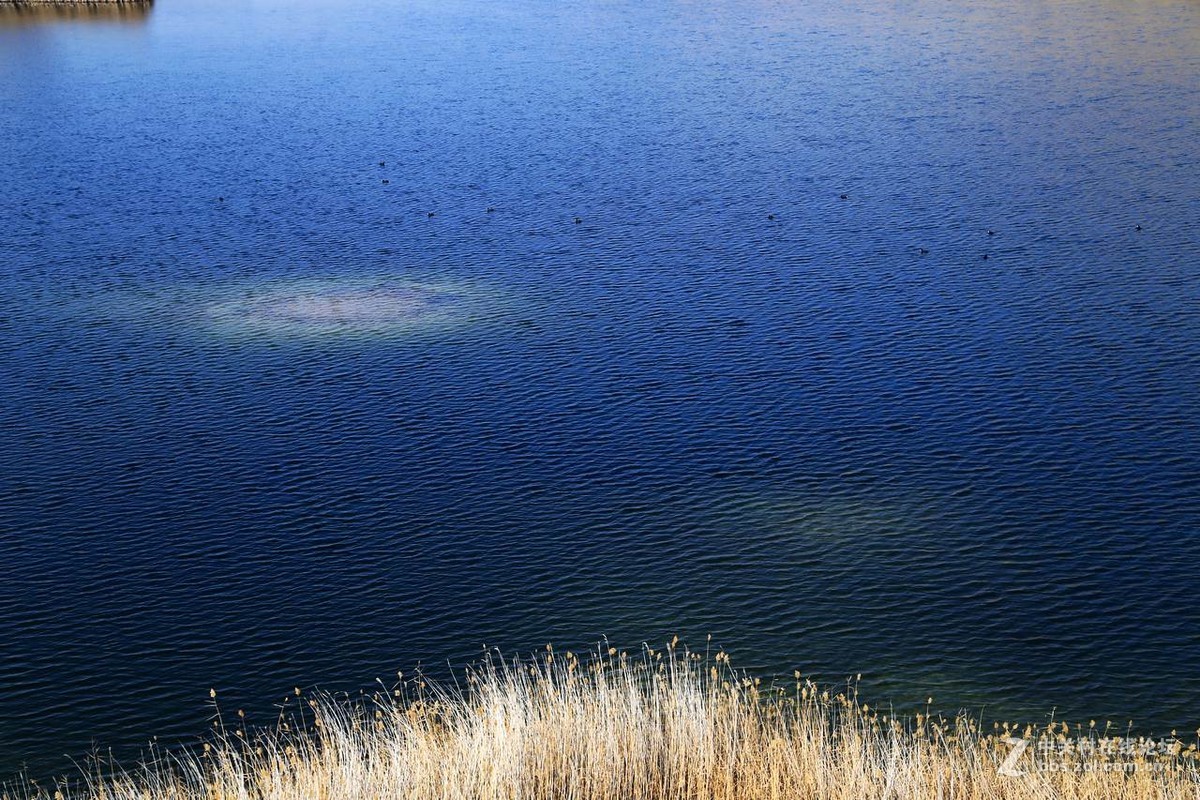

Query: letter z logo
left=998, top=737, right=1029, bottom=777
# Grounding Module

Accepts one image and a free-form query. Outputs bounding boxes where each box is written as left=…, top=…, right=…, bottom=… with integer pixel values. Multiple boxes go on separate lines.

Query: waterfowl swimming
left=379, top=161, right=386, bottom=167
left=427, top=212, right=436, bottom=218
left=217, top=197, right=225, bottom=202
left=382, top=179, right=389, bottom=184
left=768, top=214, right=775, bottom=220
left=574, top=217, right=582, bottom=224
left=919, top=247, right=929, bottom=255
left=982, top=253, right=990, bottom=260
left=486, top=207, right=495, bottom=213
left=839, top=194, right=848, bottom=200
left=987, top=229, right=995, bottom=236
left=1136, top=224, right=1143, bottom=231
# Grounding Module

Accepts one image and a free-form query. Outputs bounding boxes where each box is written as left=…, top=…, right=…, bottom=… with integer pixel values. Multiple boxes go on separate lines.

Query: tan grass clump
left=25, top=642, right=1200, bottom=800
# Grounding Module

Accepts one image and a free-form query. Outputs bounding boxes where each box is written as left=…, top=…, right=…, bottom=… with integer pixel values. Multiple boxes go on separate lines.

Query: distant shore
left=0, top=1, right=148, bottom=5
left=0, top=0, right=150, bottom=23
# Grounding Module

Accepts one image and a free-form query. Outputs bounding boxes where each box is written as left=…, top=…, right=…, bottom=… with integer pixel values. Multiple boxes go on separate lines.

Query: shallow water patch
left=195, top=276, right=505, bottom=342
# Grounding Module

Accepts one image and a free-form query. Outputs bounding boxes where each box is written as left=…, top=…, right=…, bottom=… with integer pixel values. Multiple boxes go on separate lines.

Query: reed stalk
left=15, top=643, right=1200, bottom=800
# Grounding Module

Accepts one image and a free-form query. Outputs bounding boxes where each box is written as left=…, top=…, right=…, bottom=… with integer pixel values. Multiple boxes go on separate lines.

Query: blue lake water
left=1, top=0, right=1198, bottom=781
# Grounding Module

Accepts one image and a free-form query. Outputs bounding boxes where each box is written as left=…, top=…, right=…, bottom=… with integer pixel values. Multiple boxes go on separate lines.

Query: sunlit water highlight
left=199, top=278, right=499, bottom=339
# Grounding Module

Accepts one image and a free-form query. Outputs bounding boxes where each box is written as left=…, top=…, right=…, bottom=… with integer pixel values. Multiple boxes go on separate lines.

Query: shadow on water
left=0, top=1, right=152, bottom=27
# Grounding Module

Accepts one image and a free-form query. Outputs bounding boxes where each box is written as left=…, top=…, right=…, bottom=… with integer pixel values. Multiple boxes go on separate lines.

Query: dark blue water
left=1, top=0, right=1198, bottom=781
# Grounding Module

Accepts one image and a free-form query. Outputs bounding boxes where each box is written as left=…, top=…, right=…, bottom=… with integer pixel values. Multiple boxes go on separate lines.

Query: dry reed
left=15, top=642, right=1200, bottom=800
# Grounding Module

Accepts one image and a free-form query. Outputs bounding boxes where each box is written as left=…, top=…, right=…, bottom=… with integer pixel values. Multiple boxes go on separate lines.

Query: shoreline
left=0, top=1, right=148, bottom=5
left=0, top=0, right=150, bottom=23
left=17, top=646, right=1200, bottom=800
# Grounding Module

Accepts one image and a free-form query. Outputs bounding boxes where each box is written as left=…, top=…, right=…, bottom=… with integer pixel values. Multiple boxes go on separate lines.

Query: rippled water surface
left=1, top=0, right=1198, bottom=781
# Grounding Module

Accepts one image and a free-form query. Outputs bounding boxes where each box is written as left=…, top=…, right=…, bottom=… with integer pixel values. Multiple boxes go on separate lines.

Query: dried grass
left=16, top=642, right=1200, bottom=800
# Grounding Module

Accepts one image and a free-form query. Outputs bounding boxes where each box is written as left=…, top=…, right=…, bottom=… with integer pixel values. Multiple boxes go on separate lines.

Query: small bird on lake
left=839, top=193, right=848, bottom=200
left=382, top=179, right=389, bottom=184
left=768, top=214, right=775, bottom=220
left=919, top=247, right=929, bottom=255
left=427, top=212, right=435, bottom=218
left=217, top=197, right=225, bottom=202
left=1136, top=224, right=1143, bottom=231
left=379, top=161, right=386, bottom=167
left=574, top=216, right=582, bottom=224
left=987, top=229, right=995, bottom=236
left=982, top=253, right=990, bottom=260
left=486, top=207, right=495, bottom=213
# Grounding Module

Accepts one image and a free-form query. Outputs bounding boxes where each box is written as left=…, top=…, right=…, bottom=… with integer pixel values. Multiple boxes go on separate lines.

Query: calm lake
left=1, top=0, right=1198, bottom=782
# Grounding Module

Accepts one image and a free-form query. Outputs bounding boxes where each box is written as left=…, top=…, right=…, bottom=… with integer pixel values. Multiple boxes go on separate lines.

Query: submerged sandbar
left=199, top=277, right=500, bottom=340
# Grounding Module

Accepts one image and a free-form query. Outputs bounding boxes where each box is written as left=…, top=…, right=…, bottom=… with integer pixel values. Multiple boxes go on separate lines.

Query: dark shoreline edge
left=0, top=0, right=151, bottom=24
left=0, top=1, right=149, bottom=5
